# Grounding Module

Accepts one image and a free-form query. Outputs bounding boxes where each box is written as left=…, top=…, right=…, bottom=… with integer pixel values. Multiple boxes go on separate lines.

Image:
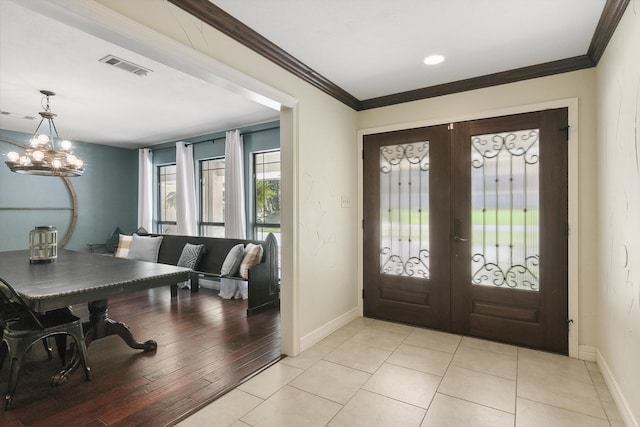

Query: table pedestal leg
left=51, top=299, right=156, bottom=386
left=86, top=299, right=157, bottom=351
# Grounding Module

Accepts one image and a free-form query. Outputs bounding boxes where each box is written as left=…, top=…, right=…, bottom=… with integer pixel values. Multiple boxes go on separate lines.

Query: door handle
left=453, top=218, right=469, bottom=242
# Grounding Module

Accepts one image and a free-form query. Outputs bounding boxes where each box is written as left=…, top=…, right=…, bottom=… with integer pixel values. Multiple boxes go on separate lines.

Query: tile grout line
left=323, top=324, right=451, bottom=426
left=586, top=362, right=618, bottom=425
left=425, top=332, right=459, bottom=424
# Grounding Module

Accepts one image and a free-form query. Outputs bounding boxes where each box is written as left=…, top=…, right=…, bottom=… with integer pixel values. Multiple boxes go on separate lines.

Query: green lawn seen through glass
left=381, top=209, right=538, bottom=225
left=380, top=209, right=539, bottom=246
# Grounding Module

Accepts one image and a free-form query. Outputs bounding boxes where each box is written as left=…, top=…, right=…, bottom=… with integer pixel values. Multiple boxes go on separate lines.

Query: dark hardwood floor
left=0, top=286, right=281, bottom=426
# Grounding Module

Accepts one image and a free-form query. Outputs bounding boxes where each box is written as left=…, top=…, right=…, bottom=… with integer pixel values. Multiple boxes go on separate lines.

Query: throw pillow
left=105, top=226, right=122, bottom=253
left=135, top=226, right=148, bottom=235
left=220, top=244, right=245, bottom=277
left=176, top=243, right=205, bottom=289
left=177, top=243, right=205, bottom=270
left=127, top=234, right=163, bottom=262
left=239, top=243, right=263, bottom=279
left=114, top=234, right=133, bottom=258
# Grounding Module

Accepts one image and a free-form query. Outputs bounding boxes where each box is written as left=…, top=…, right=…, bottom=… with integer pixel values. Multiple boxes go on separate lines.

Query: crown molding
left=359, top=55, right=595, bottom=110
left=169, top=0, right=629, bottom=111
left=167, top=0, right=359, bottom=110
left=588, top=0, right=630, bottom=63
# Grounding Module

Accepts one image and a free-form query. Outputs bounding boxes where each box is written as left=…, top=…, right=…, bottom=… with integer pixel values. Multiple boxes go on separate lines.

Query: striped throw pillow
left=114, top=234, right=133, bottom=258
left=239, top=243, right=263, bottom=279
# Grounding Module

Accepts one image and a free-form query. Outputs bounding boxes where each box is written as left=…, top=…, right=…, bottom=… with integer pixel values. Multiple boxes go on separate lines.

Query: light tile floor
left=176, top=317, right=626, bottom=427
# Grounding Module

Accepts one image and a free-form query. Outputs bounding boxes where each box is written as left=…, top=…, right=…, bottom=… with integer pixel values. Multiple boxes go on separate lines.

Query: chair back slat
left=0, top=277, right=45, bottom=329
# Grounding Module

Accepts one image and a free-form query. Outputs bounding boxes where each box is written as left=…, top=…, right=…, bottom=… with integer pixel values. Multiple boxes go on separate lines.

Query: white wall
left=595, top=1, right=640, bottom=425
left=95, top=0, right=360, bottom=355
left=359, top=69, right=599, bottom=349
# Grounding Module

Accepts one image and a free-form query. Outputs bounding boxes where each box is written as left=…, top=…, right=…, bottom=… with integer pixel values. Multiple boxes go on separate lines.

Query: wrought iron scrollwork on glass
left=470, top=129, right=540, bottom=291
left=471, top=130, right=539, bottom=167
left=471, top=253, right=539, bottom=291
left=380, top=142, right=430, bottom=173
left=380, top=247, right=430, bottom=278
left=379, top=141, right=430, bottom=279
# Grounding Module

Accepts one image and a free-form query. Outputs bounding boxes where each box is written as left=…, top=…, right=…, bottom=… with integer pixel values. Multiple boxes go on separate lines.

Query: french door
left=363, top=109, right=568, bottom=354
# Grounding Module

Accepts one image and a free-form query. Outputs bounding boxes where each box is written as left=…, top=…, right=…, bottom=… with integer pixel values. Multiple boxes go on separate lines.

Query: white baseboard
left=299, top=308, right=359, bottom=352
left=578, top=345, right=597, bottom=361
left=597, top=349, right=639, bottom=427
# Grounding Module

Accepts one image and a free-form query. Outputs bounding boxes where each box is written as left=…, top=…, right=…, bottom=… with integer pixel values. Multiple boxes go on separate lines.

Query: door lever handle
left=453, top=218, right=469, bottom=242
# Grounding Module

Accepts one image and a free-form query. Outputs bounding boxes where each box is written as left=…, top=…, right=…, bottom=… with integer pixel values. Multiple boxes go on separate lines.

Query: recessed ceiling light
left=424, top=55, right=445, bottom=65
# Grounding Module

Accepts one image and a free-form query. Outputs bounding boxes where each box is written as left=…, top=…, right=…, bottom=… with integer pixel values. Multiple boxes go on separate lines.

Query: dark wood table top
left=0, top=249, right=190, bottom=312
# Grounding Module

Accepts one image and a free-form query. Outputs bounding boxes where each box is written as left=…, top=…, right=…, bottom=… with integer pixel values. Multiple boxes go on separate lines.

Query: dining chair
left=0, top=277, right=91, bottom=410
left=0, top=301, right=59, bottom=360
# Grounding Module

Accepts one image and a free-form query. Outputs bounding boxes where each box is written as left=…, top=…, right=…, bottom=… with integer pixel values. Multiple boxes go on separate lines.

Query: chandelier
left=5, top=90, right=84, bottom=177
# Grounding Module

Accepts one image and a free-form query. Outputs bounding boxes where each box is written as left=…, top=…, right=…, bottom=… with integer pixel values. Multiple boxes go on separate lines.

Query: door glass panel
left=379, top=142, right=430, bottom=278
left=470, top=129, right=540, bottom=291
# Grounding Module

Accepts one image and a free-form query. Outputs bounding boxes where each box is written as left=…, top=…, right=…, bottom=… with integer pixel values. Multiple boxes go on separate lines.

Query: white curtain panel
left=176, top=142, right=198, bottom=236
left=137, top=148, right=153, bottom=232
left=224, top=130, right=246, bottom=238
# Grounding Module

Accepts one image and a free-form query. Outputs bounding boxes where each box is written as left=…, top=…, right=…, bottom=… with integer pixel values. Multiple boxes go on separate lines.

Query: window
left=200, top=158, right=225, bottom=237
left=157, top=164, right=177, bottom=234
left=254, top=150, right=281, bottom=243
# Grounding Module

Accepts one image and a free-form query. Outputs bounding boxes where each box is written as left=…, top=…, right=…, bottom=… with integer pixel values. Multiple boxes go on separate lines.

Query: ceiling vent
left=99, top=55, right=152, bottom=76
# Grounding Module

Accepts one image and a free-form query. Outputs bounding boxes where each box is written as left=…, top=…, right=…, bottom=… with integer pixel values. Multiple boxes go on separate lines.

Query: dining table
left=0, top=248, right=190, bottom=384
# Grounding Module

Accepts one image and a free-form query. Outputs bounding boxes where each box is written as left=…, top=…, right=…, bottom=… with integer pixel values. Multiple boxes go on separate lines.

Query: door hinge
left=362, top=289, right=365, bottom=299
left=362, top=149, right=364, bottom=160
left=559, top=125, right=570, bottom=141
left=448, top=123, right=454, bottom=131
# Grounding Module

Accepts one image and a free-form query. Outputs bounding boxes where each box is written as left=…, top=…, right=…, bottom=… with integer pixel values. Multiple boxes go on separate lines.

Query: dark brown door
left=363, top=125, right=452, bottom=331
left=363, top=109, right=568, bottom=354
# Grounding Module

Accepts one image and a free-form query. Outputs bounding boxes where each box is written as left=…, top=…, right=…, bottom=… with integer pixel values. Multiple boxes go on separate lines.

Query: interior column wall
left=595, top=1, right=640, bottom=424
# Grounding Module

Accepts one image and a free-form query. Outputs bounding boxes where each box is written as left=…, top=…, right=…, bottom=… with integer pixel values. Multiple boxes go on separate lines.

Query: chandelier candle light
left=5, top=90, right=84, bottom=177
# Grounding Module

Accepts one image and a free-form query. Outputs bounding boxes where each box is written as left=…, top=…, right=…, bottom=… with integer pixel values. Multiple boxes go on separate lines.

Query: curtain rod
left=145, top=124, right=279, bottom=151
left=145, top=138, right=217, bottom=151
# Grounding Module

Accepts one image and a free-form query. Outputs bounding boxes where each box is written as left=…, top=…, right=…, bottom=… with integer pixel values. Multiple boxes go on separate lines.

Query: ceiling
left=210, top=0, right=608, bottom=101
left=0, top=0, right=624, bottom=149
left=0, top=0, right=279, bottom=148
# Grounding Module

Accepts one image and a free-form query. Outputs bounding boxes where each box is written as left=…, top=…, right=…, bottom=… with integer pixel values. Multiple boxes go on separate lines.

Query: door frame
left=357, top=98, right=580, bottom=358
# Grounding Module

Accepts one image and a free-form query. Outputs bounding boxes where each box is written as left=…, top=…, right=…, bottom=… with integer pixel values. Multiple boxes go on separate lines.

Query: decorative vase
left=29, top=226, right=57, bottom=263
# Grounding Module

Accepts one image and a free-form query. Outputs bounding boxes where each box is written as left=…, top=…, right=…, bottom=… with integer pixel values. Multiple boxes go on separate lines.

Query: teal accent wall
left=0, top=129, right=138, bottom=251
left=150, top=121, right=280, bottom=238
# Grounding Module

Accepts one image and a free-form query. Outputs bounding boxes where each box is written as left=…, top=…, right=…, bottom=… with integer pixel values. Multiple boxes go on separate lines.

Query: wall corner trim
left=299, top=308, right=359, bottom=353
left=597, top=349, right=639, bottom=427
left=578, top=345, right=597, bottom=361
